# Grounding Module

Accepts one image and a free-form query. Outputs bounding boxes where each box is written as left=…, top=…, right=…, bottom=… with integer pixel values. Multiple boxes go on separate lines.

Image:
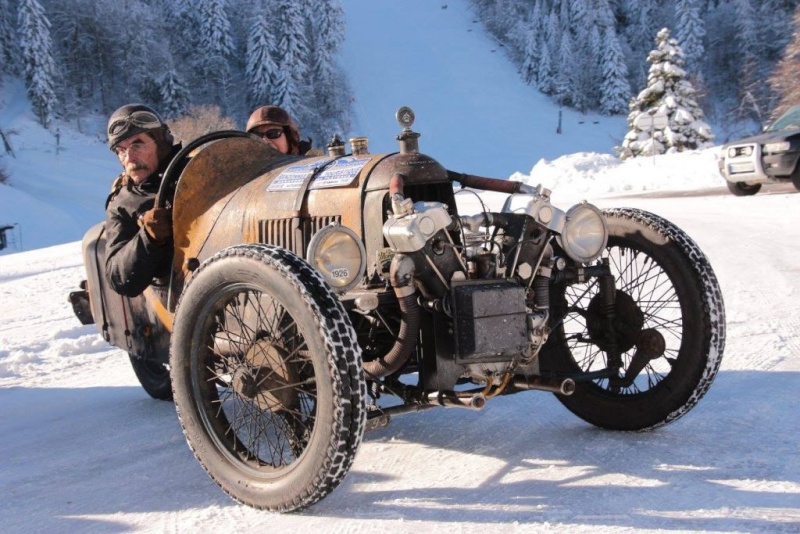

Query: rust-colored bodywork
left=170, top=137, right=452, bottom=300
left=76, top=133, right=461, bottom=363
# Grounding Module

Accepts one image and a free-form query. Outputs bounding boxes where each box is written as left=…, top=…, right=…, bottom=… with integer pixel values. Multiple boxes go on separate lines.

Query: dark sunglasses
left=257, top=128, right=284, bottom=140
left=108, top=110, right=163, bottom=136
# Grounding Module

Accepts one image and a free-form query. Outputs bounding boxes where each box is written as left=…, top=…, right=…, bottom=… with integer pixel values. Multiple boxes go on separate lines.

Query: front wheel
left=791, top=167, right=800, bottom=192
left=726, top=180, right=761, bottom=196
left=542, top=208, right=725, bottom=431
left=170, top=244, right=366, bottom=511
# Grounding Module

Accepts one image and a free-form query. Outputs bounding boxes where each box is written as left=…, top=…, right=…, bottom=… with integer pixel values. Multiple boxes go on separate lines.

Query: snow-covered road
left=1, top=189, right=798, bottom=533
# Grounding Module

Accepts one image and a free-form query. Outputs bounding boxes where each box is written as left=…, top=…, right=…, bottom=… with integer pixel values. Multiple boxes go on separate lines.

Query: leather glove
left=140, top=207, right=172, bottom=244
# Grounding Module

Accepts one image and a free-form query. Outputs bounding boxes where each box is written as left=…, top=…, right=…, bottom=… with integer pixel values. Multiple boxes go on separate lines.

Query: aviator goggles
left=108, top=110, right=164, bottom=138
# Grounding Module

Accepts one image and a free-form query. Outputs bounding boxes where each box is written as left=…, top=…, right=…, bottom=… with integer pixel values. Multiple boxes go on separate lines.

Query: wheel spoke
left=170, top=245, right=367, bottom=510
left=192, top=286, right=319, bottom=469
left=558, top=244, right=683, bottom=394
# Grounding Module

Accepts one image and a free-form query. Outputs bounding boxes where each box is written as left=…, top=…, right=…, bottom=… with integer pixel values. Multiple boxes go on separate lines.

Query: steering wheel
left=155, top=130, right=258, bottom=209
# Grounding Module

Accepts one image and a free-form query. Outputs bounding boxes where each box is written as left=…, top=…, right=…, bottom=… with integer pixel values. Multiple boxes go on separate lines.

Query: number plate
left=330, top=268, right=349, bottom=279
left=728, top=162, right=755, bottom=174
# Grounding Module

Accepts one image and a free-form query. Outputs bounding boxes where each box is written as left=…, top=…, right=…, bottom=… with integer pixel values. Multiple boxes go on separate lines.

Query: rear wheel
left=543, top=208, right=725, bottom=430
left=726, top=180, right=761, bottom=196
left=170, top=244, right=366, bottom=511
left=128, top=355, right=172, bottom=401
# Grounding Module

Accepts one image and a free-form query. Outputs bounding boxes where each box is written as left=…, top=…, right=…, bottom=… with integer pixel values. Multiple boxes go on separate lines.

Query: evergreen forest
left=1, top=0, right=799, bottom=146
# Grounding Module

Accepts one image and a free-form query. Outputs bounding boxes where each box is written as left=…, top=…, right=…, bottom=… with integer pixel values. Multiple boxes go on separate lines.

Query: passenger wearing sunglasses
left=103, top=103, right=182, bottom=298
left=245, top=105, right=314, bottom=155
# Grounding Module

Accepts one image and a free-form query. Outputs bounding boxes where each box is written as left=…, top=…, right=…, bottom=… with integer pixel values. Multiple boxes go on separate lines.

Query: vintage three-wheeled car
left=70, top=107, right=725, bottom=511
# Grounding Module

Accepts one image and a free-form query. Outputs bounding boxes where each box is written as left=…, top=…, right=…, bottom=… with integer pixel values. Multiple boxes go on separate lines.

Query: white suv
left=718, top=105, right=800, bottom=196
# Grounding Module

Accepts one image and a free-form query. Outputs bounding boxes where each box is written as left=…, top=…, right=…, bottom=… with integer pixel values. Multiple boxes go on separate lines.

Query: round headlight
left=306, top=224, right=366, bottom=293
left=557, top=203, right=608, bottom=264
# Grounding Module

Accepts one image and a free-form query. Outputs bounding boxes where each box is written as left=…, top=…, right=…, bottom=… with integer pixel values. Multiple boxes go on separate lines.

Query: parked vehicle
left=718, top=104, right=800, bottom=196
left=70, top=107, right=726, bottom=512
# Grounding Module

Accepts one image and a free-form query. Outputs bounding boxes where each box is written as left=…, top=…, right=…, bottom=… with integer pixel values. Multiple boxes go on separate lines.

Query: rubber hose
left=363, top=292, right=422, bottom=378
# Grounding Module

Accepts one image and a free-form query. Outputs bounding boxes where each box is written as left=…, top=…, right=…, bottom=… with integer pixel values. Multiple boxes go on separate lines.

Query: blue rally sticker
left=267, top=156, right=372, bottom=192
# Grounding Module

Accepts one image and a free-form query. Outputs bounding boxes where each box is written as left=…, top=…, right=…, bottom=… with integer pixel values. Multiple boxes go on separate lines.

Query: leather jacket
left=104, top=146, right=180, bottom=297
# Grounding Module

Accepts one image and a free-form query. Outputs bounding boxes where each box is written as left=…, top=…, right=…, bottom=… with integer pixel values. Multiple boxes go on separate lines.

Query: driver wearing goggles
left=104, top=104, right=181, bottom=298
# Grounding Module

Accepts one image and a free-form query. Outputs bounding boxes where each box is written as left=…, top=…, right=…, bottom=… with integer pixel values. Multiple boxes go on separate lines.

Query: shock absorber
left=597, top=257, right=624, bottom=375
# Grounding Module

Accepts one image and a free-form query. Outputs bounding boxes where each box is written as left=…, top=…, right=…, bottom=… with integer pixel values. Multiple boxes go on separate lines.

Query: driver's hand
left=140, top=207, right=172, bottom=244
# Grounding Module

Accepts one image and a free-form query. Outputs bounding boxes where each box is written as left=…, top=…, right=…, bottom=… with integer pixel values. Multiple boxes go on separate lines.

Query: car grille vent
left=257, top=215, right=341, bottom=257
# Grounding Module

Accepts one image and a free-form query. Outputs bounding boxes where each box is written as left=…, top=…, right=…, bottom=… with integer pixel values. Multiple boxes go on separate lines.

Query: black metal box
left=451, top=279, right=529, bottom=363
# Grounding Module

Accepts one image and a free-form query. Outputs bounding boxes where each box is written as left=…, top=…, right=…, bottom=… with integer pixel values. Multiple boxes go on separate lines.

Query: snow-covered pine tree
left=567, top=0, right=601, bottom=112
left=575, top=21, right=603, bottom=112
left=245, top=11, right=277, bottom=110
left=271, top=0, right=310, bottom=124
left=17, top=0, right=57, bottom=127
left=163, top=0, right=196, bottom=45
left=159, top=69, right=191, bottom=119
left=49, top=3, right=94, bottom=105
left=537, top=37, right=554, bottom=95
left=600, top=26, right=630, bottom=115
left=503, top=8, right=530, bottom=64
left=622, top=0, right=659, bottom=90
left=483, top=0, right=518, bottom=39
left=308, top=0, right=348, bottom=146
left=733, top=0, right=763, bottom=122
left=675, top=0, right=705, bottom=74
left=568, top=0, right=591, bottom=36
left=553, top=30, right=576, bottom=107
left=520, top=28, right=539, bottom=86
left=536, top=9, right=559, bottom=95
left=558, top=0, right=571, bottom=30
left=519, top=0, right=544, bottom=86
left=0, top=0, right=18, bottom=76
left=198, top=0, right=234, bottom=105
left=756, top=0, right=796, bottom=81
left=618, top=28, right=713, bottom=160
left=768, top=4, right=800, bottom=120
left=103, top=2, right=162, bottom=109
left=593, top=0, right=616, bottom=30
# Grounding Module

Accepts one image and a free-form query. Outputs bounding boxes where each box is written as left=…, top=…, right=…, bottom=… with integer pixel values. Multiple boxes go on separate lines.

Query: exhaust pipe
left=427, top=391, right=486, bottom=410
left=513, top=376, right=576, bottom=396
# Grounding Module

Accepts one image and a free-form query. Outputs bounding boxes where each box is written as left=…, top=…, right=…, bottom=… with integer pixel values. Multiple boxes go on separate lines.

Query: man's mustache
left=126, top=162, right=149, bottom=173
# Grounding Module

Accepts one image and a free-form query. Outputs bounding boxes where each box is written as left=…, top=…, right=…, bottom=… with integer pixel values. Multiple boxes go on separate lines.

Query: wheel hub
left=586, top=289, right=645, bottom=353
left=231, top=340, right=297, bottom=411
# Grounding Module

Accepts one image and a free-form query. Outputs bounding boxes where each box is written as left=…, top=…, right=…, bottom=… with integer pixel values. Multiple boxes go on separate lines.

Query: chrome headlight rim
left=306, top=223, right=367, bottom=294
left=556, top=203, right=608, bottom=264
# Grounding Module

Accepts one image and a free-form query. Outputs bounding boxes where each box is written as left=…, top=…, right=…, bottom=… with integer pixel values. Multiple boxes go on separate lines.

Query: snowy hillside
left=342, top=0, right=626, bottom=179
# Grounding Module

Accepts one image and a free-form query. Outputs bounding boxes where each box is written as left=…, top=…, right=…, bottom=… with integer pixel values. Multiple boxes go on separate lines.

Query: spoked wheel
left=542, top=208, right=725, bottom=430
left=128, top=354, right=172, bottom=401
left=170, top=244, right=366, bottom=511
